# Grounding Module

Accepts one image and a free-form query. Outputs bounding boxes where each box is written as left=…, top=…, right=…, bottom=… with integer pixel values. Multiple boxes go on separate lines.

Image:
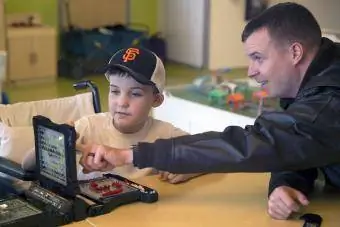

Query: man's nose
left=247, top=62, right=258, bottom=78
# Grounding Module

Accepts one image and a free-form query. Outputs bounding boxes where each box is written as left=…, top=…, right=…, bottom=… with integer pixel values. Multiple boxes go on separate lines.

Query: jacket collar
left=298, top=38, right=338, bottom=91
left=280, top=38, right=339, bottom=109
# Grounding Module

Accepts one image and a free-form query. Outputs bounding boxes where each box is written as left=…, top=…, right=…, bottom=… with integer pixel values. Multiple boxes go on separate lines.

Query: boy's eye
left=110, top=90, right=120, bottom=94
left=131, top=92, right=142, bottom=97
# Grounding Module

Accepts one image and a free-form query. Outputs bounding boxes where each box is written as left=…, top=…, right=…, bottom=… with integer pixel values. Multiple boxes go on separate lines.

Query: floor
left=4, top=62, right=247, bottom=112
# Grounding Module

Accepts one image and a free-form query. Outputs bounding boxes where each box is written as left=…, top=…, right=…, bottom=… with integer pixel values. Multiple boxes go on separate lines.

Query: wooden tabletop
left=68, top=173, right=340, bottom=227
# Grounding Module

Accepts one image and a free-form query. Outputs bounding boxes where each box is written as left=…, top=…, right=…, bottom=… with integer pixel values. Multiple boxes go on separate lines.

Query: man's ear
left=289, top=42, right=304, bottom=66
left=152, top=93, right=164, bottom=107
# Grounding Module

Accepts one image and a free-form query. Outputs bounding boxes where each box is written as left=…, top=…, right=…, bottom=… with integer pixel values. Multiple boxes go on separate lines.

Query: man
left=78, top=2, right=340, bottom=220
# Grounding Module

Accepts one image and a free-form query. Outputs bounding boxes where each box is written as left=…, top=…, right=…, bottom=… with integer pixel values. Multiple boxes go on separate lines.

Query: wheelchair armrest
left=0, top=157, right=36, bottom=181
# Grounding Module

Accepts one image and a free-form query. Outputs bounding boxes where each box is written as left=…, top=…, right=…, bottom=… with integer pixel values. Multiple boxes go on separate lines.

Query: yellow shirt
left=75, top=112, right=188, bottom=180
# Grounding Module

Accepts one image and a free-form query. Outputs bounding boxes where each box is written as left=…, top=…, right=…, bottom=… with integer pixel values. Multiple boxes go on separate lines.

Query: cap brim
left=97, top=64, right=155, bottom=86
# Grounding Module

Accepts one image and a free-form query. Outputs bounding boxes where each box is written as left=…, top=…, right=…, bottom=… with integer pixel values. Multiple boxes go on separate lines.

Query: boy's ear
left=152, top=93, right=164, bottom=107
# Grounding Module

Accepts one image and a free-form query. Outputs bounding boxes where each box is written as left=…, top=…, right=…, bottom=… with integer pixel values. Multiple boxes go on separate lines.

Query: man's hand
left=76, top=142, right=133, bottom=173
left=77, top=143, right=114, bottom=173
left=268, top=186, right=309, bottom=220
left=158, top=171, right=201, bottom=184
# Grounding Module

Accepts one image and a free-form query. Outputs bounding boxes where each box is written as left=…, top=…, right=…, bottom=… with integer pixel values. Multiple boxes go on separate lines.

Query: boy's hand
left=158, top=171, right=201, bottom=184
left=66, top=121, right=75, bottom=126
left=268, top=186, right=309, bottom=220
left=65, top=121, right=80, bottom=139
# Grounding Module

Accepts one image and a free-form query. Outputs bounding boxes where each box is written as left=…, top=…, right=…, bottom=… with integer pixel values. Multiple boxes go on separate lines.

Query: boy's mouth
left=115, top=111, right=131, bottom=116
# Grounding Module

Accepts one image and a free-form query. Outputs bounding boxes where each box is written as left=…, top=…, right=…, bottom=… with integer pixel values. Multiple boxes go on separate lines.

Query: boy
left=75, top=47, right=201, bottom=184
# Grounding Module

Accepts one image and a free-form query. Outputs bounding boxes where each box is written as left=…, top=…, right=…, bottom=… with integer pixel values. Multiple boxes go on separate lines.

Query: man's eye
left=252, top=55, right=263, bottom=64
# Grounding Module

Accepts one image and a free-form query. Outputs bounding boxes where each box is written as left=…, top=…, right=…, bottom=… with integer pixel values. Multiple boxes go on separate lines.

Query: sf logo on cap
left=123, top=48, right=140, bottom=62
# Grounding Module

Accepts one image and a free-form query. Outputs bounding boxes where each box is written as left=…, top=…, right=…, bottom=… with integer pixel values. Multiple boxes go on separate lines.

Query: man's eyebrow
left=249, top=52, right=261, bottom=57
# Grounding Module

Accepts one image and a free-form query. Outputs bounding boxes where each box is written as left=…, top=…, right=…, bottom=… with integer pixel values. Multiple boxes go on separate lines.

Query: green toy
left=208, top=89, right=230, bottom=106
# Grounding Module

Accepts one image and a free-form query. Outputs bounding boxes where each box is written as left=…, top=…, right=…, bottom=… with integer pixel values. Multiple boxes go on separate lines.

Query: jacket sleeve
left=170, top=126, right=190, bottom=137
left=268, top=169, right=318, bottom=197
left=133, top=94, right=340, bottom=174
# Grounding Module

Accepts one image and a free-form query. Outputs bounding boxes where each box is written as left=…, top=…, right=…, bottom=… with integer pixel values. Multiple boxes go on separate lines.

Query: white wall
left=208, top=0, right=340, bottom=70
left=270, top=0, right=340, bottom=33
left=160, top=0, right=207, bottom=68
left=159, top=0, right=249, bottom=70
left=158, top=0, right=340, bottom=71
left=208, top=0, right=248, bottom=70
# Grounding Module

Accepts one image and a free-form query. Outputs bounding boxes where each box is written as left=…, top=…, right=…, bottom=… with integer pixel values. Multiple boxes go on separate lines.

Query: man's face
left=244, top=28, right=300, bottom=98
left=108, top=75, right=158, bottom=133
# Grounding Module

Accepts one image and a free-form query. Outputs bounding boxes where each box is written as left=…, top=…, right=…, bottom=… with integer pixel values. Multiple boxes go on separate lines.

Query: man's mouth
left=258, top=81, right=268, bottom=86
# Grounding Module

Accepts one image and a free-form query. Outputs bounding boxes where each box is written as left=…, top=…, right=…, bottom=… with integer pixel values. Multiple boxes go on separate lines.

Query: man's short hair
left=241, top=2, right=322, bottom=49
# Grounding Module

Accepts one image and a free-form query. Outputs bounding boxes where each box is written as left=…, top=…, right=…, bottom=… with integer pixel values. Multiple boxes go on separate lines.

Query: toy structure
left=251, top=90, right=268, bottom=115
left=189, top=68, right=279, bottom=115
left=227, top=93, right=245, bottom=111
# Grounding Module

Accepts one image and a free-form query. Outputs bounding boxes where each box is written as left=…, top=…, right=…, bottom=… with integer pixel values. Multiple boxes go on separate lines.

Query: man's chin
left=267, top=92, right=276, bottom=98
left=264, top=86, right=280, bottom=98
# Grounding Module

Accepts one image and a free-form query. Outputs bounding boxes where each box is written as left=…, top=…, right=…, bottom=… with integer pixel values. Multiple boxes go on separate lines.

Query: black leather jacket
left=269, top=38, right=340, bottom=196
left=133, top=38, right=340, bottom=190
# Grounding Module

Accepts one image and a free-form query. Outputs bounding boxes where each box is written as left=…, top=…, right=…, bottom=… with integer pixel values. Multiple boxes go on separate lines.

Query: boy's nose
left=117, top=96, right=129, bottom=107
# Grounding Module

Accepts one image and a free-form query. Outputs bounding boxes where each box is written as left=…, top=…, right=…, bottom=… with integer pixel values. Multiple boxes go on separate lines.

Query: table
left=68, top=173, right=340, bottom=227
left=153, top=94, right=255, bottom=134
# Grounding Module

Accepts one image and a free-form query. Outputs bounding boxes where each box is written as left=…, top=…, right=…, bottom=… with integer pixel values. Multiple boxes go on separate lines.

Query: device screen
left=37, top=125, right=67, bottom=186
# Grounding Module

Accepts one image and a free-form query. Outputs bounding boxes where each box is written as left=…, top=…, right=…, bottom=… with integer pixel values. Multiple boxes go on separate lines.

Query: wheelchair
left=0, top=80, right=101, bottom=197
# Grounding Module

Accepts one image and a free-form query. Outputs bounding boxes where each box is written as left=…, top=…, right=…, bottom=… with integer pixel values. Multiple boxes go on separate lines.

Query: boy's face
left=108, top=75, right=162, bottom=133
